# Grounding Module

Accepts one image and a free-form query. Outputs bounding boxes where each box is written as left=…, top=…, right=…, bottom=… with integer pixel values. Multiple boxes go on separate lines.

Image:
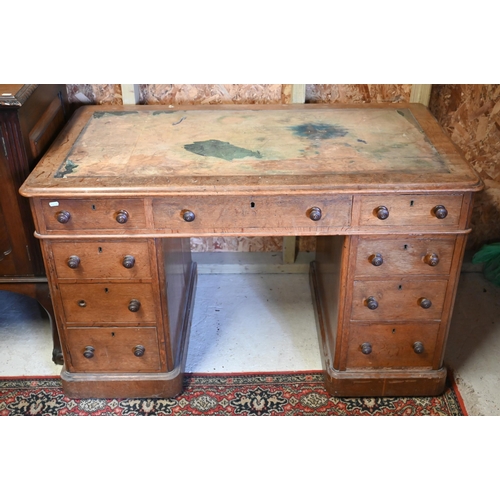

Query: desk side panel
left=159, top=237, right=193, bottom=369
left=313, top=236, right=349, bottom=371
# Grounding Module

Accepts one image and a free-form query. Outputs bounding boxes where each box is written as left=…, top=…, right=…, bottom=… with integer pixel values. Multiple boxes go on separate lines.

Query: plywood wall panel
left=139, top=84, right=291, bottom=105
left=429, top=84, right=500, bottom=248
left=306, top=84, right=412, bottom=103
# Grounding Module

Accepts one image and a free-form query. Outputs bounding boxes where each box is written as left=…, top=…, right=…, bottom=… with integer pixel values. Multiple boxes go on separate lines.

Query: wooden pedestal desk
left=20, top=104, right=483, bottom=399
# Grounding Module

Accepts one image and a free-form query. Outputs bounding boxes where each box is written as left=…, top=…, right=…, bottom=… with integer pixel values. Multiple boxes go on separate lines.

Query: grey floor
left=1, top=254, right=499, bottom=415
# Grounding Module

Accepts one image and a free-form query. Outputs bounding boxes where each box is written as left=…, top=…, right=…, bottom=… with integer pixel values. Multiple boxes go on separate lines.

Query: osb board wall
left=429, top=85, right=500, bottom=249
left=306, top=84, right=412, bottom=103
left=139, top=84, right=292, bottom=105
left=70, top=84, right=500, bottom=253
left=67, top=84, right=291, bottom=105
left=67, top=84, right=122, bottom=105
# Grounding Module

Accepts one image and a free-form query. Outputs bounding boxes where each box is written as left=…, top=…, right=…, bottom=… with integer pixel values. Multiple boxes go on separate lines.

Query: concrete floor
left=1, top=256, right=499, bottom=415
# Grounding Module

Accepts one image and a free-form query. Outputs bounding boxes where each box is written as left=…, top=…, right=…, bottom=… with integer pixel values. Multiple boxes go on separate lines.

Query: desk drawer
left=66, top=327, right=161, bottom=372
left=59, top=283, right=157, bottom=324
left=351, top=279, right=447, bottom=321
left=153, top=194, right=352, bottom=234
left=40, top=198, right=147, bottom=232
left=356, top=194, right=463, bottom=228
left=50, top=240, right=152, bottom=280
left=353, top=235, right=456, bottom=277
left=345, top=322, right=438, bottom=370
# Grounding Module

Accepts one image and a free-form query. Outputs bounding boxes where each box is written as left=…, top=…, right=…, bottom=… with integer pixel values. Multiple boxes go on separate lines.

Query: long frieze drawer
left=66, top=327, right=161, bottom=372
left=40, top=198, right=148, bottom=231
left=351, top=279, right=448, bottom=321
left=152, top=195, right=352, bottom=233
left=353, top=235, right=456, bottom=277
left=345, top=322, right=439, bottom=370
left=356, top=194, right=463, bottom=228
left=59, top=283, right=157, bottom=324
left=50, top=240, right=152, bottom=280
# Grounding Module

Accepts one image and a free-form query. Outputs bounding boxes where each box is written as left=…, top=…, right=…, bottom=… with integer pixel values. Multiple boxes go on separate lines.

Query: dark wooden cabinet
left=0, top=84, right=70, bottom=364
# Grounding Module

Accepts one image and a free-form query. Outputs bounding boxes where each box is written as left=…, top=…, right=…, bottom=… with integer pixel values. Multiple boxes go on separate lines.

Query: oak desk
left=20, top=104, right=483, bottom=398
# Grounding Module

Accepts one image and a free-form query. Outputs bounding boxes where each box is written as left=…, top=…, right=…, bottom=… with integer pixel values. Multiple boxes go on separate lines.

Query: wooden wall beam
left=410, top=84, right=432, bottom=107
left=121, top=84, right=140, bottom=105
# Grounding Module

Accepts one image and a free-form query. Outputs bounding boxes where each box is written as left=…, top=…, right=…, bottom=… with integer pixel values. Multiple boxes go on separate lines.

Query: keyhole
left=92, top=204, right=96, bottom=210
left=410, top=200, right=414, bottom=207
left=403, top=244, right=408, bottom=250
left=392, top=328, right=396, bottom=334
left=104, top=287, right=109, bottom=293
left=398, top=285, right=403, bottom=290
left=250, top=202, right=255, bottom=208
left=98, top=247, right=102, bottom=253
left=111, top=332, right=115, bottom=337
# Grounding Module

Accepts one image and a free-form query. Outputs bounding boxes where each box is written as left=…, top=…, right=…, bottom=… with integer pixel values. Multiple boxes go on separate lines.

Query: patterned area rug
left=0, top=372, right=466, bottom=416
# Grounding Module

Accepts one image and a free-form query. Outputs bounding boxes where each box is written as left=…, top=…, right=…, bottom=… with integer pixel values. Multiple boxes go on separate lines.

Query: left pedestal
left=40, top=236, right=196, bottom=399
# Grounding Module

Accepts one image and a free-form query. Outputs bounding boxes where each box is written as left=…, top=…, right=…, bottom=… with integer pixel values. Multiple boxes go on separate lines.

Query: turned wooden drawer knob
left=365, top=296, right=379, bottom=310
left=309, top=207, right=322, bottom=221
left=122, top=255, right=136, bottom=268
left=370, top=253, right=384, bottom=266
left=183, top=210, right=195, bottom=222
left=134, top=345, right=146, bottom=357
left=67, top=255, right=81, bottom=268
left=419, top=298, right=432, bottom=309
left=424, top=253, right=440, bottom=266
left=128, top=299, right=141, bottom=312
left=413, top=341, right=424, bottom=354
left=83, top=346, right=95, bottom=358
left=56, top=210, right=71, bottom=224
left=375, top=206, right=389, bottom=220
left=115, top=209, right=129, bottom=224
left=433, top=205, right=448, bottom=219
left=361, top=342, right=372, bottom=355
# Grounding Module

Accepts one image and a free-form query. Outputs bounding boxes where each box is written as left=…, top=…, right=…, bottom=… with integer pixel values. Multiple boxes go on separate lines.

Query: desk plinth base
left=60, top=369, right=185, bottom=399
left=321, top=367, right=447, bottom=398
left=60, top=261, right=197, bottom=399
left=310, top=260, right=447, bottom=398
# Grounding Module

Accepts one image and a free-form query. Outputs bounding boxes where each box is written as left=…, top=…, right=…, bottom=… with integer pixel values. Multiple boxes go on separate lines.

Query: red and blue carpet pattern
left=0, top=372, right=466, bottom=416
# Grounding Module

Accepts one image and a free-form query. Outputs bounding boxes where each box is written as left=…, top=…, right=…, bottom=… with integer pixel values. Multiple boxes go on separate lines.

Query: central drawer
left=66, top=327, right=162, bottom=372
left=152, top=194, right=352, bottom=234
left=59, top=283, right=157, bottom=324
left=351, top=279, right=448, bottom=321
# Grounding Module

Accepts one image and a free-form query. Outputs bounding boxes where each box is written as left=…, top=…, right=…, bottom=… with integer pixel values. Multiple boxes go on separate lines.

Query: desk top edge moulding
left=20, top=103, right=483, bottom=399
left=20, top=103, right=483, bottom=198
